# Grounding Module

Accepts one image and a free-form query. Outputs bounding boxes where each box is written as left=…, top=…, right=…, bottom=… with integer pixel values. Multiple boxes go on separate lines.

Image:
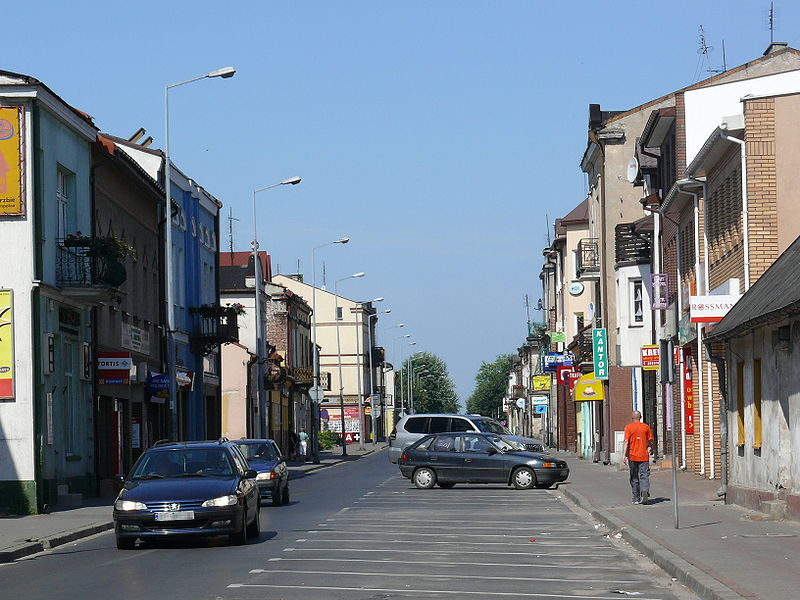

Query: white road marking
left=291, top=537, right=609, bottom=549
left=278, top=546, right=618, bottom=558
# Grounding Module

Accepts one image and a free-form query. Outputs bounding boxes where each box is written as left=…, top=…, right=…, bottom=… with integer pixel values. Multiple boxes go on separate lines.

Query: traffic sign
left=309, top=386, right=324, bottom=403
left=534, top=405, right=548, bottom=414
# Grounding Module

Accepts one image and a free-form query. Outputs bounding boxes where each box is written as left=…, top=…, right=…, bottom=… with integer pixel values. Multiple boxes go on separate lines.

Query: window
left=429, top=417, right=450, bottom=434
left=630, top=279, right=644, bottom=325
left=56, top=169, right=71, bottom=240
left=404, top=417, right=427, bottom=434
left=736, top=362, right=745, bottom=446
left=336, top=306, right=343, bottom=320
left=448, top=418, right=472, bottom=432
left=463, top=434, right=493, bottom=453
left=753, top=359, right=762, bottom=449
left=432, top=436, right=457, bottom=452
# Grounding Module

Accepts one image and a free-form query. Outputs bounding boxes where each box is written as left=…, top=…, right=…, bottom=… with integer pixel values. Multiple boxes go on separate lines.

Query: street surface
left=0, top=450, right=692, bottom=599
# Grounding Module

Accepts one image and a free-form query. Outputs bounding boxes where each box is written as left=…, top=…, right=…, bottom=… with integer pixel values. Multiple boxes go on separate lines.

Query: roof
left=219, top=251, right=273, bottom=291
left=554, top=199, right=589, bottom=235
left=707, top=233, right=800, bottom=340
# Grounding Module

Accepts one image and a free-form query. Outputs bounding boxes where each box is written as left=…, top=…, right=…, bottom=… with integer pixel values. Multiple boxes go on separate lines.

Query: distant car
left=388, top=413, right=547, bottom=463
left=398, top=432, right=569, bottom=490
left=234, top=439, right=290, bottom=506
left=112, top=439, right=260, bottom=549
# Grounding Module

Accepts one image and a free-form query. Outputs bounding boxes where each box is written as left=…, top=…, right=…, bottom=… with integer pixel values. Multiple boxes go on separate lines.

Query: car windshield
left=486, top=435, right=516, bottom=452
left=473, top=419, right=510, bottom=434
left=236, top=442, right=278, bottom=461
left=130, top=448, right=235, bottom=479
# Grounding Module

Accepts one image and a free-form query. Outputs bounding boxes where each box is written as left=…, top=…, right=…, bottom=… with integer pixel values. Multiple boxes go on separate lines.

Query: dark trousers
left=628, top=460, right=650, bottom=501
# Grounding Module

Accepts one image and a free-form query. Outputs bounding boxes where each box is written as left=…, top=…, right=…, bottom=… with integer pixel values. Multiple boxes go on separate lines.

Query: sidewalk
left=553, top=450, right=800, bottom=600
left=0, top=444, right=383, bottom=563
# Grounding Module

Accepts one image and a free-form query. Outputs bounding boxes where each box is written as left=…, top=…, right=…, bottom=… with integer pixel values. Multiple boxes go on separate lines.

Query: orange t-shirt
left=624, top=421, right=653, bottom=462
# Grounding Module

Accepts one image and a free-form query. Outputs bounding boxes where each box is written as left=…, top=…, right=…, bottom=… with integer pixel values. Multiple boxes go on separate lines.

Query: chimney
left=763, top=41, right=788, bottom=56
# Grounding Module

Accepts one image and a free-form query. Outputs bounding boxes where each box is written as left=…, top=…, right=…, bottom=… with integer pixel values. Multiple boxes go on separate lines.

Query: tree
left=396, top=352, right=459, bottom=414
left=466, top=354, right=513, bottom=417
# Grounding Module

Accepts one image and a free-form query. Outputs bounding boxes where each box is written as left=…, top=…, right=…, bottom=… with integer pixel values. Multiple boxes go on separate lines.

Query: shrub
left=319, top=430, right=341, bottom=450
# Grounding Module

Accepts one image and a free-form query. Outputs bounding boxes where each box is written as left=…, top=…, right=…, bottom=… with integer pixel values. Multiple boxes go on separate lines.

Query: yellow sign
left=0, top=107, right=23, bottom=215
left=0, top=290, right=14, bottom=399
left=532, top=375, right=551, bottom=391
left=574, top=372, right=604, bottom=402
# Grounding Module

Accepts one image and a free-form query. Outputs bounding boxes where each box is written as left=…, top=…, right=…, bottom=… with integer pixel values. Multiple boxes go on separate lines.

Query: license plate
left=155, top=511, right=194, bottom=521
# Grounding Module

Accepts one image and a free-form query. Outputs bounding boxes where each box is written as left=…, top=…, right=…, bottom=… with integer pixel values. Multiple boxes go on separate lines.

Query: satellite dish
left=626, top=156, right=639, bottom=183
left=587, top=302, right=595, bottom=322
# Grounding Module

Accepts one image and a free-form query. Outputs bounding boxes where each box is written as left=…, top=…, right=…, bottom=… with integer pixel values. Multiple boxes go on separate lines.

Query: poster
left=0, top=107, right=22, bottom=215
left=0, top=289, right=14, bottom=399
left=324, top=405, right=361, bottom=443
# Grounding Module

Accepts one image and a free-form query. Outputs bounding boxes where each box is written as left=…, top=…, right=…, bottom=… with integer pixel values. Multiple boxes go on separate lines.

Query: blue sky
left=10, top=1, right=800, bottom=402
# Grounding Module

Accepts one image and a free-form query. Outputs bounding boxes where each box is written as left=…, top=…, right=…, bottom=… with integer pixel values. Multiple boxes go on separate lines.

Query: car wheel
left=437, top=482, right=456, bottom=488
left=512, top=467, right=536, bottom=490
left=413, top=467, right=436, bottom=489
left=229, top=512, right=248, bottom=545
left=282, top=484, right=290, bottom=505
left=247, top=506, right=260, bottom=538
left=116, top=535, right=135, bottom=550
left=272, top=487, right=284, bottom=506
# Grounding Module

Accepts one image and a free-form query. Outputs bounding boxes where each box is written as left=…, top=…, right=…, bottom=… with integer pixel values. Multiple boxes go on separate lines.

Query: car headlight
left=255, top=472, right=275, bottom=481
left=201, top=494, right=239, bottom=507
left=115, top=499, right=147, bottom=511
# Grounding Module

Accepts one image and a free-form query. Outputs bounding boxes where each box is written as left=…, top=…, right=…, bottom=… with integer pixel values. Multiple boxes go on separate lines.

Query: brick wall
left=707, top=148, right=745, bottom=292
left=744, top=98, right=779, bottom=285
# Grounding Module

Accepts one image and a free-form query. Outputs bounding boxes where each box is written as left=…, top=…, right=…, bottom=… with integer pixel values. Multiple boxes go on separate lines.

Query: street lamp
left=391, top=334, right=412, bottom=414
left=408, top=351, right=425, bottom=415
left=309, top=237, right=349, bottom=463
left=365, top=307, right=391, bottom=446
left=335, top=272, right=365, bottom=456
left=251, top=177, right=301, bottom=438
left=164, top=66, right=235, bottom=440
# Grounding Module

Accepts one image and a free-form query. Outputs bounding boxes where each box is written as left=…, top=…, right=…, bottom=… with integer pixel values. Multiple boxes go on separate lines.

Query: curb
left=559, top=486, right=746, bottom=600
left=0, top=522, right=114, bottom=563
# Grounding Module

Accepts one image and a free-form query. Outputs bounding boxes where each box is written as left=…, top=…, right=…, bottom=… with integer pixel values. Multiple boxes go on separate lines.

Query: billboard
left=0, top=289, right=14, bottom=398
left=0, top=107, right=23, bottom=215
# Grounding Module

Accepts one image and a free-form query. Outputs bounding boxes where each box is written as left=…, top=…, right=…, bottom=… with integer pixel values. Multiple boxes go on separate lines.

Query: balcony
left=615, top=223, right=652, bottom=267
left=289, top=366, right=313, bottom=387
left=512, top=384, right=526, bottom=399
left=189, top=305, right=239, bottom=356
left=577, top=238, right=600, bottom=278
left=56, top=239, right=128, bottom=297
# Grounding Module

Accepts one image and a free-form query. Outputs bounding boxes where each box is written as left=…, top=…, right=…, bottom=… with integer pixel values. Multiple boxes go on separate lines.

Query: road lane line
left=279, top=546, right=619, bottom=558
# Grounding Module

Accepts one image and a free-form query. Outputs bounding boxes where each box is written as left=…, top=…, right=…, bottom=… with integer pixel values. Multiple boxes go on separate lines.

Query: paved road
left=0, top=450, right=693, bottom=600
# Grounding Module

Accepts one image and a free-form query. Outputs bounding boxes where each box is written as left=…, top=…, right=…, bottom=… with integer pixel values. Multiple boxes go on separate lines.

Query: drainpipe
left=699, top=179, right=715, bottom=480
left=704, top=340, right=728, bottom=498
left=720, top=134, right=750, bottom=292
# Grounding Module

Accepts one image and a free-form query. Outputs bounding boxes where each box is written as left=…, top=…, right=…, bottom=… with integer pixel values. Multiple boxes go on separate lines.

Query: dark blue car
left=235, top=439, right=290, bottom=506
left=113, top=439, right=260, bottom=549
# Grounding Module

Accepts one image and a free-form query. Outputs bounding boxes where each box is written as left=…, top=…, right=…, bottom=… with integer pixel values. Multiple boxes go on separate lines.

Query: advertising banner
left=689, top=295, right=740, bottom=323
left=574, top=372, right=604, bottom=402
left=650, top=274, right=669, bottom=310
left=683, top=348, right=695, bottom=434
left=0, top=107, right=23, bottom=216
left=641, top=345, right=660, bottom=370
left=592, top=328, right=608, bottom=379
left=531, top=375, right=551, bottom=391
left=324, top=404, right=361, bottom=443
left=0, top=289, right=14, bottom=398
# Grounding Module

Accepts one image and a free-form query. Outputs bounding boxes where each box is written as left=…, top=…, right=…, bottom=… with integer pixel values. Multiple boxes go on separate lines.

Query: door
left=462, top=434, right=506, bottom=482
left=428, top=434, right=462, bottom=480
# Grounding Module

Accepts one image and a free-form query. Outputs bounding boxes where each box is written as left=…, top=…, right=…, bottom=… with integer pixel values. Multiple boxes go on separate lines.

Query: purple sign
left=651, top=273, right=669, bottom=310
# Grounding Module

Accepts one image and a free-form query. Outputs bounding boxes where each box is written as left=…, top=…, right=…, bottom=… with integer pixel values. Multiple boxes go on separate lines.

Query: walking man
left=298, top=428, right=309, bottom=461
left=622, top=411, right=653, bottom=504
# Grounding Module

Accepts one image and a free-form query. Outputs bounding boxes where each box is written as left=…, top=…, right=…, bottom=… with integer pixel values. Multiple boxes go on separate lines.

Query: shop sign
left=689, top=295, right=740, bottom=323
left=97, top=352, right=131, bottom=385
left=542, top=352, right=574, bottom=372
left=531, top=375, right=551, bottom=391
left=567, top=371, right=582, bottom=393
left=0, top=107, right=23, bottom=216
left=121, top=322, right=150, bottom=355
left=683, top=347, right=695, bottom=434
left=0, top=289, right=14, bottom=399
left=176, top=369, right=194, bottom=391
left=574, top=372, right=605, bottom=402
left=531, top=395, right=549, bottom=405
left=651, top=274, right=669, bottom=310
left=147, top=373, right=169, bottom=403
left=324, top=405, right=361, bottom=444
left=556, top=365, right=576, bottom=385
left=641, top=345, right=660, bottom=370
left=550, top=331, right=566, bottom=343
left=592, top=328, right=608, bottom=380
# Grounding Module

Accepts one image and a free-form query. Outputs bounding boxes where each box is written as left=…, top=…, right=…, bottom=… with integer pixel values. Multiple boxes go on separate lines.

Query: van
left=388, top=413, right=547, bottom=463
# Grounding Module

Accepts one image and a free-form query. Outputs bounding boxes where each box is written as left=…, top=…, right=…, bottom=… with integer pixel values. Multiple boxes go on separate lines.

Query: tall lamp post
left=251, top=177, right=301, bottom=438
left=408, top=351, right=425, bottom=414
left=391, top=334, right=412, bottom=414
left=335, top=272, right=365, bottom=455
left=366, top=308, right=391, bottom=446
left=310, top=238, right=349, bottom=463
left=164, top=66, right=235, bottom=440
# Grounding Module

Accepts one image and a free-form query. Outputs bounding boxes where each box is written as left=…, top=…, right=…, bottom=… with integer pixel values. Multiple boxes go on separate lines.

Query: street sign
left=534, top=405, right=548, bottom=414
left=592, top=328, right=608, bottom=380
left=531, top=395, right=549, bottom=405
left=309, top=386, right=325, bottom=403
left=651, top=273, right=669, bottom=310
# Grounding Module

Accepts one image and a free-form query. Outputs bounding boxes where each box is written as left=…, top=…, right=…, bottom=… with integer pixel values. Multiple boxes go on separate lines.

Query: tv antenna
left=698, top=26, right=724, bottom=75
left=767, top=2, right=777, bottom=44
left=227, top=208, right=240, bottom=254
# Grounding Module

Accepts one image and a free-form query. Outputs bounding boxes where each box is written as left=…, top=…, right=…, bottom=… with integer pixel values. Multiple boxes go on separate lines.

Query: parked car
left=234, top=439, right=290, bottom=506
left=388, top=413, right=547, bottom=463
left=112, top=439, right=260, bottom=549
left=398, top=432, right=569, bottom=490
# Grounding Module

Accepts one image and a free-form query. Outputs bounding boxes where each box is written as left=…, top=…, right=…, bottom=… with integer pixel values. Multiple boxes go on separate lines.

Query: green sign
left=592, top=328, right=608, bottom=380
left=550, top=331, right=566, bottom=343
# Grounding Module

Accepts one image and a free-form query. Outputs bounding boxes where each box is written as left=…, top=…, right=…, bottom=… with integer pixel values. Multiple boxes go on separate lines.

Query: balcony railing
left=57, top=242, right=127, bottom=289
left=189, top=305, right=239, bottom=356
left=615, top=224, right=652, bottom=266
left=577, top=238, right=600, bottom=277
